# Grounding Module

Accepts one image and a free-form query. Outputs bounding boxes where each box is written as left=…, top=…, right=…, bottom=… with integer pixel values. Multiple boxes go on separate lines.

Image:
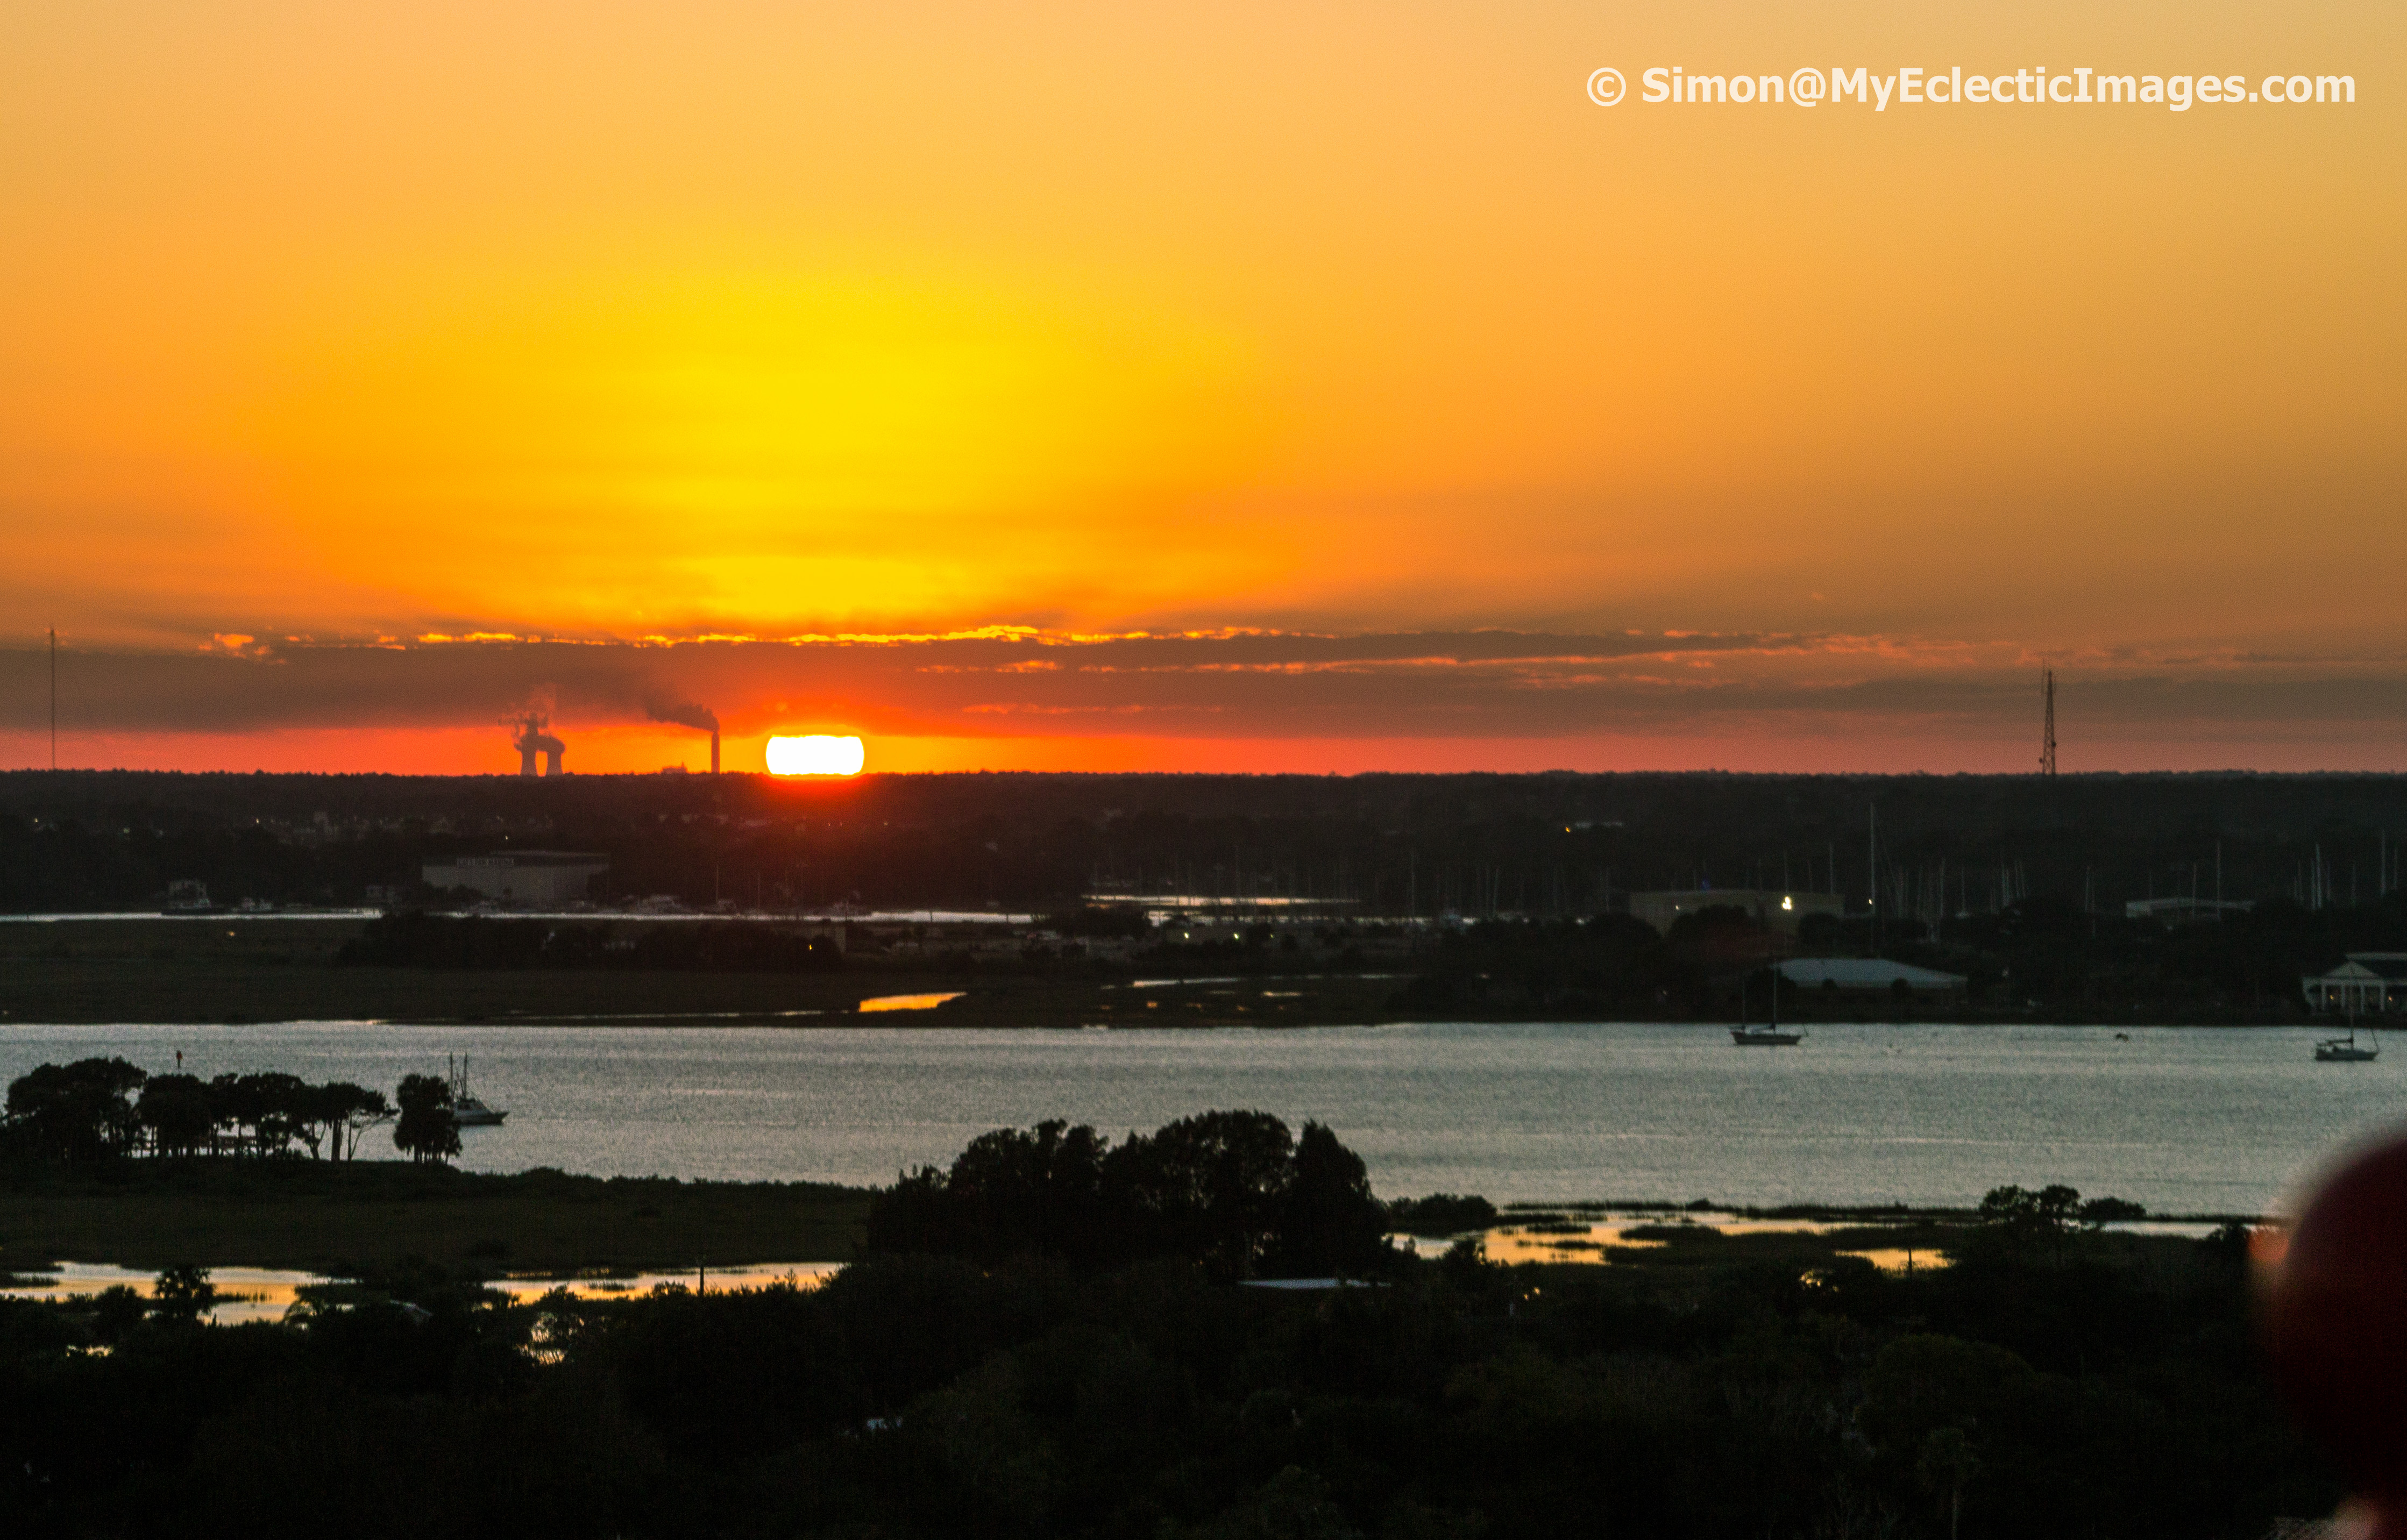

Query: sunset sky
left=4, top=1, right=2401, bottom=774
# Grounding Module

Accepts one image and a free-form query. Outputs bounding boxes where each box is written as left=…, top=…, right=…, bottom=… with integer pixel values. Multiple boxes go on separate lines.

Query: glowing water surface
left=0, top=1263, right=324, bottom=1324
left=0, top=1260, right=847, bottom=1324
left=0, top=1021, right=2397, bottom=1213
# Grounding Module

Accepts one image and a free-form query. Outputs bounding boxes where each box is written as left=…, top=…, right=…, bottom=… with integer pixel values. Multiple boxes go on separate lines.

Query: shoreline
left=0, top=1010, right=2345, bottom=1029
left=0, top=915, right=2350, bottom=1030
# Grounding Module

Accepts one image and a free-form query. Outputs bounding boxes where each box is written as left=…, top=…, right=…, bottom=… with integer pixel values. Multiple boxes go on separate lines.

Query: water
left=3, top=1021, right=2399, bottom=1213
left=0, top=1258, right=846, bottom=1322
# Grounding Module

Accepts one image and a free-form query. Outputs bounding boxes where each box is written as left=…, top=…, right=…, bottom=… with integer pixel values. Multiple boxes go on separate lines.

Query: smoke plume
left=644, top=697, right=718, bottom=732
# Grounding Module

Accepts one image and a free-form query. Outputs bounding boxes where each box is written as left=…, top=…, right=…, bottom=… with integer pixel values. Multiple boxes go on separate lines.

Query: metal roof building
left=1776, top=957, right=1968, bottom=993
left=421, top=851, right=608, bottom=906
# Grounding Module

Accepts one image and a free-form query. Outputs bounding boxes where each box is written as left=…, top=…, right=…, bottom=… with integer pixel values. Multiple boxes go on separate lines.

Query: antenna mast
left=48, top=628, right=57, bottom=771
left=2039, top=668, right=2057, bottom=777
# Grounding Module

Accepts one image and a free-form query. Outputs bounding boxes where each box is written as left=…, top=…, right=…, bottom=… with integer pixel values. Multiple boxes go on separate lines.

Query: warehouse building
left=421, top=851, right=609, bottom=906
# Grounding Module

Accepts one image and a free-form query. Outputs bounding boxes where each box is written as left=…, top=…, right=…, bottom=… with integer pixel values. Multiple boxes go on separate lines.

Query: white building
left=2302, top=954, right=2407, bottom=1015
left=421, top=851, right=608, bottom=906
left=1777, top=957, right=1968, bottom=994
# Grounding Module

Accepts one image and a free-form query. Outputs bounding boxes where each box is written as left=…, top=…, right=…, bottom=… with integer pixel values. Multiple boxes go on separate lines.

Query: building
left=1777, top=957, right=1969, bottom=994
left=421, top=851, right=608, bottom=906
left=2302, top=953, right=2407, bottom=1015
left=2124, top=896, right=2255, bottom=925
left=1629, top=888, right=1844, bottom=937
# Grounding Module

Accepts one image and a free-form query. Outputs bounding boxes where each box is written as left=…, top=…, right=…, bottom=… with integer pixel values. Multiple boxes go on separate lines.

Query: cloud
left=6, top=630, right=2407, bottom=760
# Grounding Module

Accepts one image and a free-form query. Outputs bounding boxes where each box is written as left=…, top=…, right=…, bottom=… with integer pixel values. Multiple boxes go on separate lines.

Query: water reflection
left=0, top=1263, right=329, bottom=1324
left=489, top=1262, right=841, bottom=1303
left=1835, top=1248, right=1951, bottom=1275
left=0, top=1259, right=848, bottom=1323
left=1395, top=1209, right=2219, bottom=1272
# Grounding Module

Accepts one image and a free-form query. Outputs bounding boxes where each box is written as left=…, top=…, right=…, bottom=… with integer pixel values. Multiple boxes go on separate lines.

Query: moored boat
left=1731, top=964, right=1804, bottom=1046
left=448, top=1053, right=509, bottom=1124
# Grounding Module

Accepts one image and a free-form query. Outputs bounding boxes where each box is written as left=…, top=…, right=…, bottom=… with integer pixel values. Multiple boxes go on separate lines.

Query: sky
left=3, top=1, right=2401, bottom=774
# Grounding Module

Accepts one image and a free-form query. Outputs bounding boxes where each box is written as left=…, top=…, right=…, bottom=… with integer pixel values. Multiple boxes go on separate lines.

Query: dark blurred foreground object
left=2261, top=1130, right=2407, bottom=1539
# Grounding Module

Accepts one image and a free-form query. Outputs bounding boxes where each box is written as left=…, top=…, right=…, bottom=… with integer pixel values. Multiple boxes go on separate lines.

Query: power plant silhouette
left=506, top=711, right=567, bottom=777
left=502, top=700, right=721, bottom=775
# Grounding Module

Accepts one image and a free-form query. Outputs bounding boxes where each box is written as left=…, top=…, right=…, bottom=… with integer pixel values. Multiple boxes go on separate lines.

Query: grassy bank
left=0, top=1159, right=871, bottom=1273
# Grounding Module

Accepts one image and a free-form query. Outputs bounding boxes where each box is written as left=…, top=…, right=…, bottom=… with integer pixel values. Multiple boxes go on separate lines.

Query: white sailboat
left=1732, top=964, right=1803, bottom=1047
left=2316, top=998, right=2380, bottom=1061
left=448, top=1053, right=509, bottom=1124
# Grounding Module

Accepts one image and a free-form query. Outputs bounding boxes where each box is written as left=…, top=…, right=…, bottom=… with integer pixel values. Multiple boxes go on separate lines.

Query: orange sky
left=3, top=2, right=2402, bottom=772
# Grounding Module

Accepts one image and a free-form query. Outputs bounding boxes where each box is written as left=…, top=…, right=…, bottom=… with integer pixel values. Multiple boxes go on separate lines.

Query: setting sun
left=766, top=735, right=866, bottom=777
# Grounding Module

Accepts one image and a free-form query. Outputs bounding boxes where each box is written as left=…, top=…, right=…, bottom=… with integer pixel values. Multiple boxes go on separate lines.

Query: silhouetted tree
left=134, top=1073, right=217, bottom=1157
left=89, top=1284, right=149, bottom=1343
left=866, top=1112, right=1393, bottom=1280
left=1107, top=1110, right=1296, bottom=1280
left=1977, top=1183, right=2085, bottom=1264
left=393, top=1073, right=461, bottom=1164
left=310, top=1081, right=393, bottom=1160
left=150, top=1264, right=217, bottom=1323
left=3, top=1057, right=147, bottom=1162
left=1266, top=1121, right=1390, bottom=1277
left=210, top=1071, right=314, bottom=1155
left=1386, top=1194, right=1497, bottom=1236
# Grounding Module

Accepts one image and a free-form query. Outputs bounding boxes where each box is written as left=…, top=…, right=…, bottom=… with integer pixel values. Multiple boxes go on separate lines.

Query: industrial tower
left=506, top=712, right=567, bottom=776
left=2039, top=670, right=2057, bottom=776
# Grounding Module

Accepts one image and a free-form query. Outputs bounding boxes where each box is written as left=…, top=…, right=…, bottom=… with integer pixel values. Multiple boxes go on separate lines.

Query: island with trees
left=0, top=1056, right=2341, bottom=1538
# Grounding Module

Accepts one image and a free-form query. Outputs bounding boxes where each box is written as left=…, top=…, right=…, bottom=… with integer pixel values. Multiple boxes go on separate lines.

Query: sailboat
left=1732, top=965, right=1804, bottom=1046
left=448, top=1053, right=509, bottom=1124
left=2316, top=995, right=2379, bottom=1063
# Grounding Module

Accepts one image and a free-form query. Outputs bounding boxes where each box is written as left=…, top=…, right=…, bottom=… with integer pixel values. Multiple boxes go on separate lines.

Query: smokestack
left=643, top=696, right=721, bottom=773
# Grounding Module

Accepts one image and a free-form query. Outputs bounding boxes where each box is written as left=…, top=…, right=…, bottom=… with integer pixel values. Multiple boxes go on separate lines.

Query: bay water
left=4, top=1020, right=2399, bottom=1214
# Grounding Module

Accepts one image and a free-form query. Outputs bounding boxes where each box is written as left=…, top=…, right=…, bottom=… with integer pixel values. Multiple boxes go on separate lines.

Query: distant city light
left=766, top=735, right=865, bottom=776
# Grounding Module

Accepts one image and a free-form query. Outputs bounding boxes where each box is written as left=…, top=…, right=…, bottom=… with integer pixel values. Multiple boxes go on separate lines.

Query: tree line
left=865, top=1111, right=1394, bottom=1281
left=0, top=1127, right=2334, bottom=1539
left=2, top=1058, right=463, bottom=1164
left=13, top=765, right=2407, bottom=924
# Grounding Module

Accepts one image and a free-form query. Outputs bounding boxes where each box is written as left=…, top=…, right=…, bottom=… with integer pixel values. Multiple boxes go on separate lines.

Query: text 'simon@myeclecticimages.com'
left=1583, top=64, right=2356, bottom=112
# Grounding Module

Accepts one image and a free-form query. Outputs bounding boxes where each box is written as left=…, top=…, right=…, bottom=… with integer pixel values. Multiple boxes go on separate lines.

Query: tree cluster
left=1383, top=1193, right=1499, bottom=1236
left=1972, top=1183, right=2155, bottom=1267
left=3, top=1058, right=402, bottom=1164
left=0, top=1186, right=2330, bottom=1539
left=865, top=1111, right=1394, bottom=1281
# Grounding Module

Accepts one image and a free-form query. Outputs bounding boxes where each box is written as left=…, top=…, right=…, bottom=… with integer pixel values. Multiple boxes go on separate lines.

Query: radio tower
left=2039, top=669, right=2057, bottom=776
